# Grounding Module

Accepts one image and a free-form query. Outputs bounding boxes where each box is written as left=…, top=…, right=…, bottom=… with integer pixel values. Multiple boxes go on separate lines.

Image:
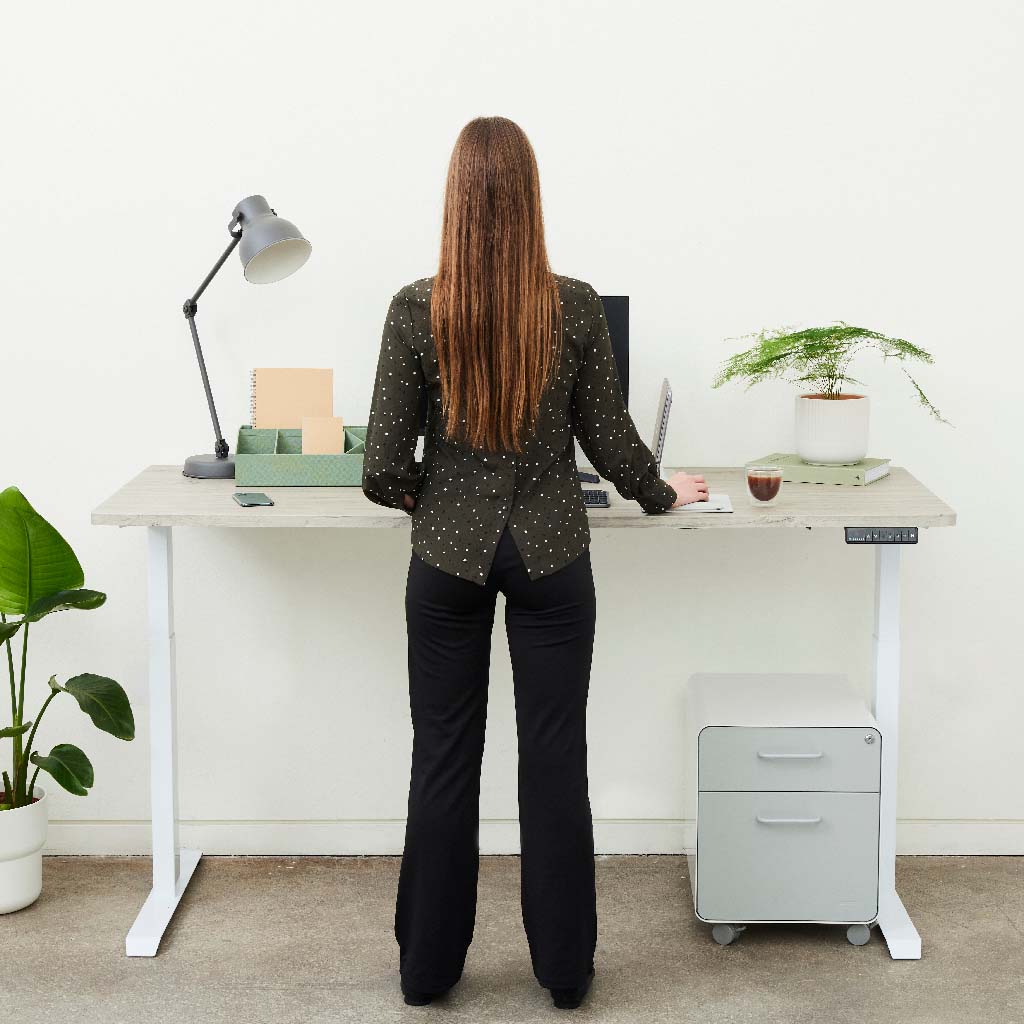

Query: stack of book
left=750, top=452, right=891, bottom=486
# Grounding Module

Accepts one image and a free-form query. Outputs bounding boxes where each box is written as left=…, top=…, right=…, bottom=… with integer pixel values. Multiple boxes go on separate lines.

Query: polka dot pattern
left=362, top=275, right=676, bottom=585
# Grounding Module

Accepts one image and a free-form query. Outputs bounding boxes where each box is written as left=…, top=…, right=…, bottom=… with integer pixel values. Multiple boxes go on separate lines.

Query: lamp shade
left=232, top=195, right=312, bottom=285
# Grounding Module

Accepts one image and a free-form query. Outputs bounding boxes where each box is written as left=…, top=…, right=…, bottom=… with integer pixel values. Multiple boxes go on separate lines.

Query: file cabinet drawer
left=695, top=791, right=879, bottom=923
left=698, top=726, right=881, bottom=792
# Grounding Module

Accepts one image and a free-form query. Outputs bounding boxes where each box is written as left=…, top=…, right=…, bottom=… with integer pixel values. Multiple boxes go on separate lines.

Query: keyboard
left=582, top=489, right=610, bottom=508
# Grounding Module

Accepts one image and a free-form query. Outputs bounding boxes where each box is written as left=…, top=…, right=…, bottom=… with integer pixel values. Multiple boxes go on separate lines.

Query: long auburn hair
left=431, top=117, right=563, bottom=452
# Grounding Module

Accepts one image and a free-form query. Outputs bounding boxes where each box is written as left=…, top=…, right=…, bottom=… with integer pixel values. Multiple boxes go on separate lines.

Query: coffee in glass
left=746, top=465, right=783, bottom=505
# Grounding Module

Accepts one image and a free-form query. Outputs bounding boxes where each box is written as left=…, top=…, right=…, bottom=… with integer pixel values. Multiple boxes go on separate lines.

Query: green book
left=750, top=452, right=891, bottom=486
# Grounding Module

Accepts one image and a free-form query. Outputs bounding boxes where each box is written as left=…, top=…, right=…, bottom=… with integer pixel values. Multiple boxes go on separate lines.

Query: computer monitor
left=416, top=293, right=629, bottom=430
left=599, top=295, right=629, bottom=408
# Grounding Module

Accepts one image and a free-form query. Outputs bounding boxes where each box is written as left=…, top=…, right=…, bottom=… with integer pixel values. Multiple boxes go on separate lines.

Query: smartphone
left=233, top=492, right=275, bottom=507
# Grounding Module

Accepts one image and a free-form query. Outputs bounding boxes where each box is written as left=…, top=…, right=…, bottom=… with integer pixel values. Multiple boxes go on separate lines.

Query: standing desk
left=92, top=465, right=955, bottom=958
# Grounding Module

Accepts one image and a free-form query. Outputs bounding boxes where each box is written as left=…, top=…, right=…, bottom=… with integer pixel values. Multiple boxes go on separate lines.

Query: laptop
left=652, top=379, right=733, bottom=513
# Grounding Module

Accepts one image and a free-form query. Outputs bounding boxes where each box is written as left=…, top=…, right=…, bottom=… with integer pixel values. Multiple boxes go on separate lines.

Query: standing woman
left=362, top=116, right=707, bottom=1010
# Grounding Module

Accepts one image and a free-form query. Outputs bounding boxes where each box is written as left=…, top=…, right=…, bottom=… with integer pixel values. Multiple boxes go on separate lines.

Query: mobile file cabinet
left=686, top=673, right=881, bottom=947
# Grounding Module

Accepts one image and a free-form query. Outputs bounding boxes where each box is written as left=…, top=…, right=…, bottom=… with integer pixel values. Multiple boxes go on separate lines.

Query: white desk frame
left=92, top=465, right=955, bottom=958
left=872, top=543, right=919, bottom=957
left=130, top=526, right=201, bottom=956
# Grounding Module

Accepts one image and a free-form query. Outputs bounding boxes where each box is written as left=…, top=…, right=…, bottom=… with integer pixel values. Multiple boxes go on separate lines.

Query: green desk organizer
left=235, top=425, right=367, bottom=486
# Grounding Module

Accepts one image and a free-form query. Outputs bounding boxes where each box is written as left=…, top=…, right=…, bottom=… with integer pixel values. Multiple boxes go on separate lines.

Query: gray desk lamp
left=182, top=195, right=312, bottom=478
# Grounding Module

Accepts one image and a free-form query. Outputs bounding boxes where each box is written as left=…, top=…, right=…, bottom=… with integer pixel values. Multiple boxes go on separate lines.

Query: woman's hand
left=666, top=471, right=709, bottom=507
left=403, top=494, right=417, bottom=512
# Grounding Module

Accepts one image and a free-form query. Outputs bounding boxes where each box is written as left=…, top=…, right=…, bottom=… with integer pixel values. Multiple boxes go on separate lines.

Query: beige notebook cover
left=301, top=416, right=345, bottom=454
left=251, top=368, right=333, bottom=429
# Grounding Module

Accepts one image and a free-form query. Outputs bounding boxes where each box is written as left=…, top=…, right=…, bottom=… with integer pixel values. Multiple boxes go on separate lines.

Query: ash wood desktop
left=92, top=465, right=955, bottom=958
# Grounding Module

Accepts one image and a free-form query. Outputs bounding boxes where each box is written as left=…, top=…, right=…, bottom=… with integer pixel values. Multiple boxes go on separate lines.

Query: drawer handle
left=756, top=751, right=824, bottom=760
left=756, top=815, right=823, bottom=825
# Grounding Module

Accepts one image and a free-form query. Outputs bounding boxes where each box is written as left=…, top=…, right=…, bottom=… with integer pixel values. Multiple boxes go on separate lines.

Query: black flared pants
left=396, top=527, right=598, bottom=992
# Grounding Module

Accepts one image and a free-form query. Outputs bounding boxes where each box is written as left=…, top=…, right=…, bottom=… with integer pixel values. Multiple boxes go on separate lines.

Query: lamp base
left=183, top=454, right=235, bottom=479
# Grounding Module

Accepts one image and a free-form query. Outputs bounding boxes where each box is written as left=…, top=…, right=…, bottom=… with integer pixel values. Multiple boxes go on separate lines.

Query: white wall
left=3, top=0, right=1021, bottom=855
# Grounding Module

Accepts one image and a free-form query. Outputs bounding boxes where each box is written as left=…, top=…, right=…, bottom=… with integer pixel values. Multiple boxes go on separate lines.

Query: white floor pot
left=0, top=786, right=48, bottom=914
left=795, top=394, right=870, bottom=465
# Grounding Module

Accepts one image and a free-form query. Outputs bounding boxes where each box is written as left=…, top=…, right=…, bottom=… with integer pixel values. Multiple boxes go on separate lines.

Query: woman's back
left=362, top=272, right=676, bottom=583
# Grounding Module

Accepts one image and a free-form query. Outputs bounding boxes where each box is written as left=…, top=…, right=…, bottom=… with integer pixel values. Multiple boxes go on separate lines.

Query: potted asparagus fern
left=0, top=486, right=134, bottom=913
left=713, top=323, right=948, bottom=465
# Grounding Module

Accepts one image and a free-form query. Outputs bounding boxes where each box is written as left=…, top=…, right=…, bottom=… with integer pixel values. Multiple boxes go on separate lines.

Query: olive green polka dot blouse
left=362, top=274, right=677, bottom=585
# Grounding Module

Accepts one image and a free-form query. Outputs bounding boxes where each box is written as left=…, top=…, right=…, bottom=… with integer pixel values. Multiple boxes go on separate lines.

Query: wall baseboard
left=44, top=818, right=1024, bottom=857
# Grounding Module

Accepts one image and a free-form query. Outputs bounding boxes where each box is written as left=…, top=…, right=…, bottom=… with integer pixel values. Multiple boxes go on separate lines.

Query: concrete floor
left=4, top=855, right=1022, bottom=1024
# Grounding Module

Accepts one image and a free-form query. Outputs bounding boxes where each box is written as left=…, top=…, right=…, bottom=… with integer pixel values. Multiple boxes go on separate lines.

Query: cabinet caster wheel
left=846, top=923, right=872, bottom=946
left=712, top=924, right=745, bottom=946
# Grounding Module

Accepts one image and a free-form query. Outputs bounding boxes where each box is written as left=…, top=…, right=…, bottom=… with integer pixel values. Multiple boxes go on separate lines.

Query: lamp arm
left=182, top=228, right=242, bottom=459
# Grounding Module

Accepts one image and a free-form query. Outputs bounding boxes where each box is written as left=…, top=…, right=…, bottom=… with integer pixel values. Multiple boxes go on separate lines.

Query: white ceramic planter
left=0, top=786, right=48, bottom=914
left=795, top=394, right=869, bottom=465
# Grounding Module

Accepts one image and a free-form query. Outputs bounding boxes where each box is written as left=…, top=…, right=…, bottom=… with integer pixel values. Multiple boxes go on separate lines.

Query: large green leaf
left=30, top=743, right=94, bottom=796
left=63, top=673, right=135, bottom=741
left=25, top=588, right=107, bottom=622
left=0, top=488, right=84, bottom=615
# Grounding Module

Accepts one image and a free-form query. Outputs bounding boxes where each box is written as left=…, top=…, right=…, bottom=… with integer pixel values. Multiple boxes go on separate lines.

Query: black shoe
left=401, top=981, right=448, bottom=1006
left=402, top=989, right=433, bottom=1006
left=549, top=967, right=595, bottom=1010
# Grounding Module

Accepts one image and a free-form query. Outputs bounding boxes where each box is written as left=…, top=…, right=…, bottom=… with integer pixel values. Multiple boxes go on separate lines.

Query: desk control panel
left=845, top=526, right=918, bottom=544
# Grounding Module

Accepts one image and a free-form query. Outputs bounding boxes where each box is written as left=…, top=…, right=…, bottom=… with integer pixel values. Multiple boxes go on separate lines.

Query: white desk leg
left=871, top=543, right=921, bottom=960
left=126, top=526, right=202, bottom=957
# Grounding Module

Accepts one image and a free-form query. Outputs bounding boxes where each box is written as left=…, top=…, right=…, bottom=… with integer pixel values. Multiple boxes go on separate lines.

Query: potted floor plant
left=0, top=487, right=134, bottom=913
left=713, top=323, right=948, bottom=464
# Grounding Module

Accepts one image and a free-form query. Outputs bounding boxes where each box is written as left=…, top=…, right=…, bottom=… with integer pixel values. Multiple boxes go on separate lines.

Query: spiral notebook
left=250, top=368, right=333, bottom=429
